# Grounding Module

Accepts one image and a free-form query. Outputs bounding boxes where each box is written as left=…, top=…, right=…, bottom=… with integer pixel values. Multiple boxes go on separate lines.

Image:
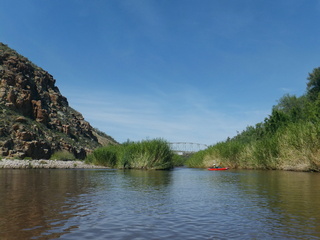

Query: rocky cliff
left=0, top=43, right=117, bottom=159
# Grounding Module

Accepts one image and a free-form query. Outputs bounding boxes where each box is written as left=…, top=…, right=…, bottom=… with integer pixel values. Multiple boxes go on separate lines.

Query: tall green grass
left=184, top=149, right=208, bottom=168
left=186, top=120, right=320, bottom=171
left=276, top=121, right=320, bottom=171
left=86, top=138, right=175, bottom=170
left=186, top=140, right=246, bottom=168
left=187, top=67, right=320, bottom=171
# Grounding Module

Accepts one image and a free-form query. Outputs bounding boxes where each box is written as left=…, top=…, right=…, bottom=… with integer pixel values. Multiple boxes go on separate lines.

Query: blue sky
left=1, top=0, right=320, bottom=145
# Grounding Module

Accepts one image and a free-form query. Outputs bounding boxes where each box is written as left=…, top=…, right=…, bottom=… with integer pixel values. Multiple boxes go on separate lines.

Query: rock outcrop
left=0, top=43, right=117, bottom=159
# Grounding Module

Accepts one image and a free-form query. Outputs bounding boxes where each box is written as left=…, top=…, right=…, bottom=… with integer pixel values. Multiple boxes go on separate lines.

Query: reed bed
left=87, top=138, right=175, bottom=170
left=186, top=120, right=320, bottom=171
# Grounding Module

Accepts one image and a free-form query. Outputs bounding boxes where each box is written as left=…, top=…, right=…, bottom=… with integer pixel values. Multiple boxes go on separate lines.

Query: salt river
left=1, top=167, right=320, bottom=239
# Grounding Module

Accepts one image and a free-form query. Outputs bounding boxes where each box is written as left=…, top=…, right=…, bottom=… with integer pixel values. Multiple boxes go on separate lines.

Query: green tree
left=307, top=67, right=320, bottom=100
left=273, top=94, right=306, bottom=122
left=264, top=109, right=289, bottom=134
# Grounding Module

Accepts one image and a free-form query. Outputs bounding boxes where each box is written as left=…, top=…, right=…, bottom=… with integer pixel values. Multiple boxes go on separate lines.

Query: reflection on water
left=0, top=169, right=102, bottom=239
left=236, top=170, right=320, bottom=237
left=0, top=168, right=319, bottom=239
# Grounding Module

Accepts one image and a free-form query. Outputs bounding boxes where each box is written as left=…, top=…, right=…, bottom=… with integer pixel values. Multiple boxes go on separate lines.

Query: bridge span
left=169, top=142, right=208, bottom=154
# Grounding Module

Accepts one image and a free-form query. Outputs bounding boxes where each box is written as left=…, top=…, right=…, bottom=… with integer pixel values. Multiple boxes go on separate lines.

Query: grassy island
left=186, top=67, right=320, bottom=172
left=86, top=138, right=177, bottom=170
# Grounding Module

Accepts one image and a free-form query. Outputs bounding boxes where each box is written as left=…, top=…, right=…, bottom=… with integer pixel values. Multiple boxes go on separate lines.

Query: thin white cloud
left=66, top=87, right=268, bottom=145
left=279, top=87, right=301, bottom=94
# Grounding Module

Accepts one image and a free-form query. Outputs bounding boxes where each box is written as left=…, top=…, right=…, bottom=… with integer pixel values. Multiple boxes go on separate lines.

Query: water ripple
left=1, top=169, right=320, bottom=239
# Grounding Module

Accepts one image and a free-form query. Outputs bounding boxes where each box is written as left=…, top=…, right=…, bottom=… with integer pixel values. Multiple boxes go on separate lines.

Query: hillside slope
left=0, top=43, right=117, bottom=159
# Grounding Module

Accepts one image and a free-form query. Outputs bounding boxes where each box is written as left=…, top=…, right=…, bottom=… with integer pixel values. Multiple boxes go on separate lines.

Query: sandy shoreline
left=0, top=159, right=107, bottom=169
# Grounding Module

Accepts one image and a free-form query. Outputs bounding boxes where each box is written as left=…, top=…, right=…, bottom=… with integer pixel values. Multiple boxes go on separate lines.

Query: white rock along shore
left=0, top=159, right=107, bottom=169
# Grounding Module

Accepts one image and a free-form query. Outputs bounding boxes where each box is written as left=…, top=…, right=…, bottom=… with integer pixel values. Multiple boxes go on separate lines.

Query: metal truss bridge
left=169, top=142, right=208, bottom=154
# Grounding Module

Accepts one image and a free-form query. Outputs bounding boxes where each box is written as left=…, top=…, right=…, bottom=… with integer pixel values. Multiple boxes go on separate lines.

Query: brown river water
left=0, top=168, right=320, bottom=239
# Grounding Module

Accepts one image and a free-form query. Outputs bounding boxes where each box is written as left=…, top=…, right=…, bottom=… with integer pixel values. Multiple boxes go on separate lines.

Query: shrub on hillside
left=50, top=150, right=75, bottom=161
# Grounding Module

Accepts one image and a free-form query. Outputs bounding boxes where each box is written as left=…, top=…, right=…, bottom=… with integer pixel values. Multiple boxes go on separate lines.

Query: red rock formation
left=0, top=43, right=117, bottom=159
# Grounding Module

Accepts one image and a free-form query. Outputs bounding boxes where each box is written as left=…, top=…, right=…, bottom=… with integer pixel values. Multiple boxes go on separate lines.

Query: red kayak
left=208, top=167, right=229, bottom=171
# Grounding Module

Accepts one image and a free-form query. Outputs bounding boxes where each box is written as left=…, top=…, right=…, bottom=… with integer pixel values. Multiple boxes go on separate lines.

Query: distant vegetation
left=50, top=150, right=76, bottom=161
left=186, top=67, right=320, bottom=172
left=86, top=138, right=179, bottom=170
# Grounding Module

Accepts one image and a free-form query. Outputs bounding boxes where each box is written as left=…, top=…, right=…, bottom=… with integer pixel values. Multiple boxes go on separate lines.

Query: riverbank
left=0, top=159, right=108, bottom=169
